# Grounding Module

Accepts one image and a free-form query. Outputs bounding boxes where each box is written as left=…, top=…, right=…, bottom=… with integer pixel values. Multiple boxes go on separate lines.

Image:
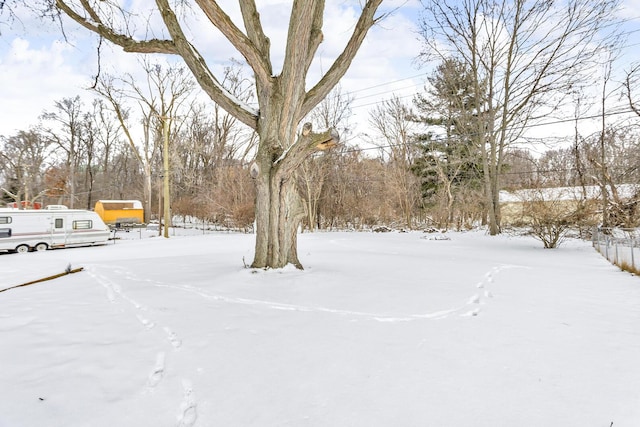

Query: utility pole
left=162, top=116, right=171, bottom=238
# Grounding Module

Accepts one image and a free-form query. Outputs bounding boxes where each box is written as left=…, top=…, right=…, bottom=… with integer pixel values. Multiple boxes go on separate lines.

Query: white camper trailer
left=0, top=208, right=111, bottom=253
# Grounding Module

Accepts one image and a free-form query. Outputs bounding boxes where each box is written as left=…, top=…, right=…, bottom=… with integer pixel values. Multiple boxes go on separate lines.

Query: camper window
left=0, top=216, right=11, bottom=224
left=55, top=219, right=63, bottom=228
left=73, top=220, right=92, bottom=230
left=0, top=228, right=11, bottom=238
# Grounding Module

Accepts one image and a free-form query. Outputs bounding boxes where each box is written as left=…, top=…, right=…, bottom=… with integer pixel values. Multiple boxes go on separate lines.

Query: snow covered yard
left=1, top=231, right=639, bottom=427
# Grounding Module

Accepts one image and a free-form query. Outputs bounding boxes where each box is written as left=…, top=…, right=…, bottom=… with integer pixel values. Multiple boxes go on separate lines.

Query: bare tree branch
left=155, top=0, right=259, bottom=129
left=55, top=0, right=178, bottom=54
left=302, top=0, right=384, bottom=118
left=195, top=0, right=273, bottom=88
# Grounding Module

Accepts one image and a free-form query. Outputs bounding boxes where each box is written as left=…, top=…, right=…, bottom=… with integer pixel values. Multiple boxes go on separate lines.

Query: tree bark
left=252, top=121, right=338, bottom=269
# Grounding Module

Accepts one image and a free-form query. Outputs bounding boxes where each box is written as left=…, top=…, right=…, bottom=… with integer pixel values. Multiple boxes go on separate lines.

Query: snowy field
left=1, top=230, right=639, bottom=427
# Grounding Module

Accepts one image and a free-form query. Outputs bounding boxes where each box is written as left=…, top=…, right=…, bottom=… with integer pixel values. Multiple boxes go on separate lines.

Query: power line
left=341, top=105, right=640, bottom=155
left=339, top=15, right=640, bottom=113
left=343, top=72, right=430, bottom=96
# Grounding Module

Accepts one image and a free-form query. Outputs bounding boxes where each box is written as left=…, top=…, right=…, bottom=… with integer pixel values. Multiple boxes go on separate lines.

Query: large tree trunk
left=252, top=167, right=318, bottom=270
left=252, top=160, right=304, bottom=269
left=252, top=121, right=337, bottom=269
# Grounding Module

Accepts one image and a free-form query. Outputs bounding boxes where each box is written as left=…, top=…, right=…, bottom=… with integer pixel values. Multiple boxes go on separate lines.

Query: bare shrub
left=521, top=196, right=597, bottom=248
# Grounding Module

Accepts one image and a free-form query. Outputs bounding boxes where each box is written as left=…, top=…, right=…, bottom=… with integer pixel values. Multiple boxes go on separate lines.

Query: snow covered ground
left=1, top=230, right=639, bottom=427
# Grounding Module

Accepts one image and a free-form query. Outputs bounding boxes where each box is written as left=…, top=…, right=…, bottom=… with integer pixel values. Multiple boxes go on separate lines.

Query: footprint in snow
left=461, top=307, right=481, bottom=317
left=177, top=380, right=197, bottom=427
left=468, top=294, right=481, bottom=304
left=147, top=352, right=165, bottom=388
left=85, top=269, right=116, bottom=302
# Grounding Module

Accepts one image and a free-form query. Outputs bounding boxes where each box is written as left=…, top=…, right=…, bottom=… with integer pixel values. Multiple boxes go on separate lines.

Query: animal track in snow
left=460, top=264, right=528, bottom=317
left=460, top=266, right=503, bottom=317
left=88, top=263, right=524, bottom=325
left=164, top=327, right=183, bottom=350
left=137, top=314, right=155, bottom=329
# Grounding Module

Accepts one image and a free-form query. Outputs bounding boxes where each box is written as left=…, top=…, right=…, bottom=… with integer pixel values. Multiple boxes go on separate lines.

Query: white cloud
left=0, top=37, right=95, bottom=134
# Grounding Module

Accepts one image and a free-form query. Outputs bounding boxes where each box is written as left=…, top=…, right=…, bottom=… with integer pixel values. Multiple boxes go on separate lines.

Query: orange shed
left=94, top=200, right=144, bottom=226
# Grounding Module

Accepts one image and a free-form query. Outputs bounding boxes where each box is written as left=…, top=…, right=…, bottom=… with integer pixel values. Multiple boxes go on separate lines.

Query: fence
left=592, top=227, right=640, bottom=273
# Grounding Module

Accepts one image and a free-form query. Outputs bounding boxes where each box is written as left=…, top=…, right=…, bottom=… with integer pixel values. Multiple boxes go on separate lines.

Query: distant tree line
left=3, top=63, right=639, bottom=234
left=2, top=0, right=639, bottom=236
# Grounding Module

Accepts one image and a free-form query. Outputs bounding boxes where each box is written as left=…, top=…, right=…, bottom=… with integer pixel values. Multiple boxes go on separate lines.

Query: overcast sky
left=0, top=1, right=639, bottom=150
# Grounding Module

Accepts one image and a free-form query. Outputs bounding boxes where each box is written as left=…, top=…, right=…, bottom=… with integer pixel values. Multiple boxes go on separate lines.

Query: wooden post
left=162, top=116, right=171, bottom=238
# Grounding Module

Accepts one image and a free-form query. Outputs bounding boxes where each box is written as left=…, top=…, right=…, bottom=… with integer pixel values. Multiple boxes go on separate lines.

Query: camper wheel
left=15, top=245, right=30, bottom=254
left=35, top=243, right=48, bottom=252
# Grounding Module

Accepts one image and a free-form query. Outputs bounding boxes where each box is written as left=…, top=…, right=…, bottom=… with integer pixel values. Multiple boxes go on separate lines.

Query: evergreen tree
left=412, top=58, right=485, bottom=227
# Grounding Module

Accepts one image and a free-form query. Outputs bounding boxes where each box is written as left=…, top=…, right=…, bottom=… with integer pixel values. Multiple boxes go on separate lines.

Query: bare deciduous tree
left=367, top=95, right=420, bottom=229
left=94, top=61, right=195, bottom=228
left=52, top=0, right=384, bottom=269
left=321, top=148, right=391, bottom=229
left=171, top=60, right=257, bottom=230
left=418, top=0, right=621, bottom=235
left=0, top=130, right=51, bottom=207
left=40, top=96, right=84, bottom=208
left=624, top=63, right=640, bottom=119
left=299, top=85, right=354, bottom=231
